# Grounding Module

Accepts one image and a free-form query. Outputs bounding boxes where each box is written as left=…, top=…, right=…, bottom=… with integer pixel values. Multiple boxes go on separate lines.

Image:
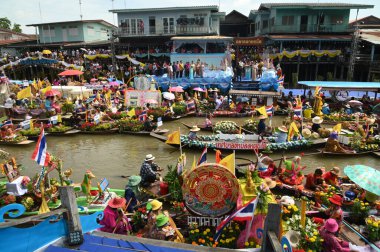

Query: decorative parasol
left=193, top=87, right=205, bottom=92
left=162, top=92, right=175, bottom=100
left=44, top=90, right=61, bottom=97
left=344, top=165, right=380, bottom=196
left=58, top=69, right=84, bottom=76
left=169, top=86, right=184, bottom=92
left=42, top=49, right=52, bottom=55
left=109, top=81, right=120, bottom=86
left=348, top=100, right=363, bottom=107
left=182, top=163, right=240, bottom=216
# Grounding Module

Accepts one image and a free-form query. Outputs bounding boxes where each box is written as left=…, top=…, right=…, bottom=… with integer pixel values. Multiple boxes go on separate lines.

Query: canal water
left=3, top=116, right=379, bottom=189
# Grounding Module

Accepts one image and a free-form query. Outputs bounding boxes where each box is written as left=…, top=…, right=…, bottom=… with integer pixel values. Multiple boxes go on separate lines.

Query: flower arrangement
left=172, top=103, right=187, bottom=115
left=81, top=122, right=115, bottom=131
left=350, top=198, right=371, bottom=223
left=47, top=125, right=72, bottom=133
left=171, top=201, right=185, bottom=213
left=148, top=108, right=165, bottom=118
left=214, top=121, right=239, bottom=134
left=118, top=119, right=144, bottom=132
left=107, top=111, right=128, bottom=120
left=365, top=216, right=380, bottom=242
left=21, top=197, right=35, bottom=211
left=163, top=165, right=182, bottom=202
left=282, top=204, right=299, bottom=221
left=19, top=128, right=40, bottom=137
left=242, top=119, right=258, bottom=133
left=1, top=135, right=27, bottom=143
left=132, top=206, right=148, bottom=231
left=61, top=102, right=74, bottom=114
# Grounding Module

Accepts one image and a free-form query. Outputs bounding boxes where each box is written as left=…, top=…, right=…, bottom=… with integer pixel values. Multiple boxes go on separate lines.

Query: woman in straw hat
left=275, top=125, right=288, bottom=143
left=311, top=116, right=323, bottom=133
left=99, top=197, right=131, bottom=234
left=257, top=114, right=267, bottom=135
left=188, top=125, right=200, bottom=140
left=323, top=166, right=340, bottom=186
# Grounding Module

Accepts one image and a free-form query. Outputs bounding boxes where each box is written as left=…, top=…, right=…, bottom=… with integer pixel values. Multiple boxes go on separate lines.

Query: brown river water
left=2, top=116, right=379, bottom=189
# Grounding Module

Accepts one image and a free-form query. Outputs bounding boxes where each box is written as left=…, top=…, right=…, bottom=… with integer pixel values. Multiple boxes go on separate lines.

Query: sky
left=2, top=0, right=380, bottom=34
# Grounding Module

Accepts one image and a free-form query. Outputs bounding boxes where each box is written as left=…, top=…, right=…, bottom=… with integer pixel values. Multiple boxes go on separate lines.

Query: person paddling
left=139, top=154, right=162, bottom=187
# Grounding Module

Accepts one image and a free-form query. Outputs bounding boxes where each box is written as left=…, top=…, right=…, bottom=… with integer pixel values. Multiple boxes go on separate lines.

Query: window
left=256, top=21, right=260, bottom=31
left=331, top=16, right=343, bottom=24
left=282, top=16, right=294, bottom=25
left=68, top=26, right=78, bottom=36
left=122, top=19, right=144, bottom=35
left=149, top=16, right=156, bottom=34
left=137, top=18, right=144, bottom=34
left=163, top=17, right=175, bottom=34
left=263, top=20, right=268, bottom=29
left=42, top=26, right=55, bottom=37
left=87, top=26, right=95, bottom=36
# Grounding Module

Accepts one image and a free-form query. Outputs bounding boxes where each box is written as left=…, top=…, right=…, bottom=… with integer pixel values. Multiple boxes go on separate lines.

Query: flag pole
left=244, top=194, right=259, bottom=244
left=179, top=127, right=182, bottom=156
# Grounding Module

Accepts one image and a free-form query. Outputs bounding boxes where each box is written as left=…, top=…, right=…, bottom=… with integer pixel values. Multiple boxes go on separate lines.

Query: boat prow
left=150, top=132, right=170, bottom=143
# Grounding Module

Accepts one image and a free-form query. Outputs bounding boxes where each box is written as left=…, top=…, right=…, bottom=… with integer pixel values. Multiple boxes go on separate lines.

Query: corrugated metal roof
left=27, top=19, right=116, bottom=28
left=268, top=34, right=352, bottom=41
left=361, top=29, right=380, bottom=45
left=259, top=3, right=374, bottom=10
left=110, top=5, right=219, bottom=13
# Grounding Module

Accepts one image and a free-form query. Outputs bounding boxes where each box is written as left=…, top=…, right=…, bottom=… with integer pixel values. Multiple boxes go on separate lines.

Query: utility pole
left=108, top=29, right=118, bottom=75
left=348, top=9, right=360, bottom=81
left=79, top=0, right=83, bottom=20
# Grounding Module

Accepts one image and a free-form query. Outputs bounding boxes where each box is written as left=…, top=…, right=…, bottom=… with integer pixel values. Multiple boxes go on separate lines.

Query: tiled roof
left=110, top=5, right=219, bottom=13
left=259, top=3, right=374, bottom=10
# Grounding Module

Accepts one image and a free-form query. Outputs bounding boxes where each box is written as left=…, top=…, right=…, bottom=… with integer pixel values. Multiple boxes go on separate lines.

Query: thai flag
left=293, top=106, right=302, bottom=120
left=214, top=195, right=259, bottom=241
left=139, top=111, right=147, bottom=122
left=31, top=127, right=51, bottom=166
left=197, top=146, right=207, bottom=165
left=1, top=120, right=13, bottom=128
left=277, top=75, right=284, bottom=85
left=266, top=105, right=273, bottom=117
left=187, top=100, right=195, bottom=111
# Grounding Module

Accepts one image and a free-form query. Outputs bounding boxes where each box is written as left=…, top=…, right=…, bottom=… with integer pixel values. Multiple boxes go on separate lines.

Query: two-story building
left=247, top=3, right=374, bottom=84
left=110, top=6, right=225, bottom=57
left=26, top=19, right=116, bottom=47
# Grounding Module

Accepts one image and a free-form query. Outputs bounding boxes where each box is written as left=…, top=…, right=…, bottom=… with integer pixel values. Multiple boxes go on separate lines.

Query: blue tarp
left=298, top=81, right=380, bottom=90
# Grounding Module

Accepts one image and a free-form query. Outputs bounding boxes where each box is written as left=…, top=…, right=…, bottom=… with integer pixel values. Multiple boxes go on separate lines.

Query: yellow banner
left=17, top=86, right=32, bottom=99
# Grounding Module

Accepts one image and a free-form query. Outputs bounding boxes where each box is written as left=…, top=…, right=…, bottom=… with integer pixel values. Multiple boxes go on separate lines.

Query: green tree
left=12, top=23, right=22, bottom=33
left=0, top=17, right=11, bottom=30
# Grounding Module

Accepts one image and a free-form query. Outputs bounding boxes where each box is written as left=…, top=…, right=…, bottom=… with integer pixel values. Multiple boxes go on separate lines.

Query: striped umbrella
left=344, top=165, right=380, bottom=196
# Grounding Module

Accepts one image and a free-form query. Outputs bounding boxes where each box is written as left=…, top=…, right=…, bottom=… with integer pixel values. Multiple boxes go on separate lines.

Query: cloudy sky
left=2, top=0, right=379, bottom=34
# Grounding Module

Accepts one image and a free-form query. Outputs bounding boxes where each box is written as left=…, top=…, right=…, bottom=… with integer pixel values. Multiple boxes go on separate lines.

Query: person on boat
left=188, top=125, right=200, bottom=140
left=45, top=96, right=55, bottom=114
left=99, top=197, right=131, bottom=234
left=149, top=213, right=176, bottom=241
left=304, top=168, right=324, bottom=191
left=204, top=115, right=212, bottom=128
left=276, top=126, right=288, bottom=143
left=124, top=175, right=141, bottom=213
left=144, top=199, right=163, bottom=237
left=257, top=115, right=267, bottom=135
left=311, top=116, right=323, bottom=133
left=323, top=167, right=340, bottom=187
left=311, top=194, right=343, bottom=228
left=345, top=104, right=353, bottom=115
left=281, top=156, right=305, bottom=185
left=324, top=131, right=354, bottom=154
left=140, top=154, right=162, bottom=187
left=258, top=157, right=277, bottom=178
left=320, top=219, right=351, bottom=252
left=143, top=115, right=157, bottom=132
left=322, top=103, right=330, bottom=115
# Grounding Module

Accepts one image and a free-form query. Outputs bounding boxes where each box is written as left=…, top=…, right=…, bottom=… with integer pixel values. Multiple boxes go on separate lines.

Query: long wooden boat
left=317, top=148, right=380, bottom=156
left=181, top=122, right=255, bottom=134
left=372, top=151, right=380, bottom=158
left=162, top=111, right=195, bottom=122
left=0, top=139, right=34, bottom=146
left=46, top=128, right=81, bottom=136
left=150, top=132, right=326, bottom=152
left=79, top=128, right=119, bottom=135
left=120, top=129, right=169, bottom=135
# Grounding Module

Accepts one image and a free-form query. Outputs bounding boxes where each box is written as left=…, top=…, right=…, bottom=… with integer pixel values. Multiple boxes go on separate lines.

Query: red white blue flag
left=197, top=146, right=207, bottom=165
left=266, top=105, right=273, bottom=117
left=277, top=75, right=284, bottom=85
left=293, top=106, right=302, bottom=120
left=31, top=127, right=51, bottom=166
left=214, top=195, right=259, bottom=241
left=139, top=111, right=147, bottom=122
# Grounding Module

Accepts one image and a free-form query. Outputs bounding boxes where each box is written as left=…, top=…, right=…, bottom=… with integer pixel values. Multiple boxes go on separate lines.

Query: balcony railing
left=255, top=23, right=349, bottom=34
left=118, top=25, right=216, bottom=37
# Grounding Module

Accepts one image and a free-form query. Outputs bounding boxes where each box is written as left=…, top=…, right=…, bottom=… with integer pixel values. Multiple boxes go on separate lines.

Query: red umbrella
left=58, top=69, right=84, bottom=76
left=169, top=86, right=184, bottom=92
left=44, top=90, right=61, bottom=97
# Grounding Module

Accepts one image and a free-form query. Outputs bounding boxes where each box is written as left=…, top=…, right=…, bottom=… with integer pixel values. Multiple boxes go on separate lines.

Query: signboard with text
left=215, top=141, right=267, bottom=150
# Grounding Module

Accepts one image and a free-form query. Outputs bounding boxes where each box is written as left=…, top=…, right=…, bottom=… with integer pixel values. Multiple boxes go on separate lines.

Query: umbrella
left=348, top=100, right=363, bottom=107
left=42, top=49, right=52, bottom=55
left=58, top=69, right=84, bottom=76
left=237, top=97, right=249, bottom=103
left=163, top=92, right=175, bottom=100
left=169, top=86, right=184, bottom=92
left=193, top=87, right=205, bottom=92
left=44, top=90, right=61, bottom=97
left=144, top=99, right=158, bottom=104
left=344, top=165, right=380, bottom=196
left=90, top=78, right=97, bottom=82
left=109, top=81, right=120, bottom=86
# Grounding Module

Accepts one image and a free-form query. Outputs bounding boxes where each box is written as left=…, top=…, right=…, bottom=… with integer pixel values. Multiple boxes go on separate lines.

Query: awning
left=229, top=90, right=281, bottom=97
left=171, top=36, right=233, bottom=41
left=360, top=29, right=380, bottom=45
left=298, top=81, right=380, bottom=91
left=268, top=34, right=352, bottom=41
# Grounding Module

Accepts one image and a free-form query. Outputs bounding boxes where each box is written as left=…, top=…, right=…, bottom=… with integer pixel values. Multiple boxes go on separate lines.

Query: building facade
left=27, top=20, right=116, bottom=44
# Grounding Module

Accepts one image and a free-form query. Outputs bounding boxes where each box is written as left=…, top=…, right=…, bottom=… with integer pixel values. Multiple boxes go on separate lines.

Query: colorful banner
left=269, top=50, right=341, bottom=59
left=124, top=90, right=161, bottom=107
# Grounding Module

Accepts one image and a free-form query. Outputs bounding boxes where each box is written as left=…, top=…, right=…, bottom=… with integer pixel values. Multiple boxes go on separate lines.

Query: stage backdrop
left=124, top=90, right=161, bottom=107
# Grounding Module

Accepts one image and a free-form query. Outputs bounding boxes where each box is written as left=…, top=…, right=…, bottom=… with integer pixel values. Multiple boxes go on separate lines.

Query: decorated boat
left=120, top=129, right=169, bottom=136
left=0, top=136, right=34, bottom=146
left=80, top=122, right=119, bottom=134
left=150, top=131, right=326, bottom=152
left=46, top=125, right=81, bottom=136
